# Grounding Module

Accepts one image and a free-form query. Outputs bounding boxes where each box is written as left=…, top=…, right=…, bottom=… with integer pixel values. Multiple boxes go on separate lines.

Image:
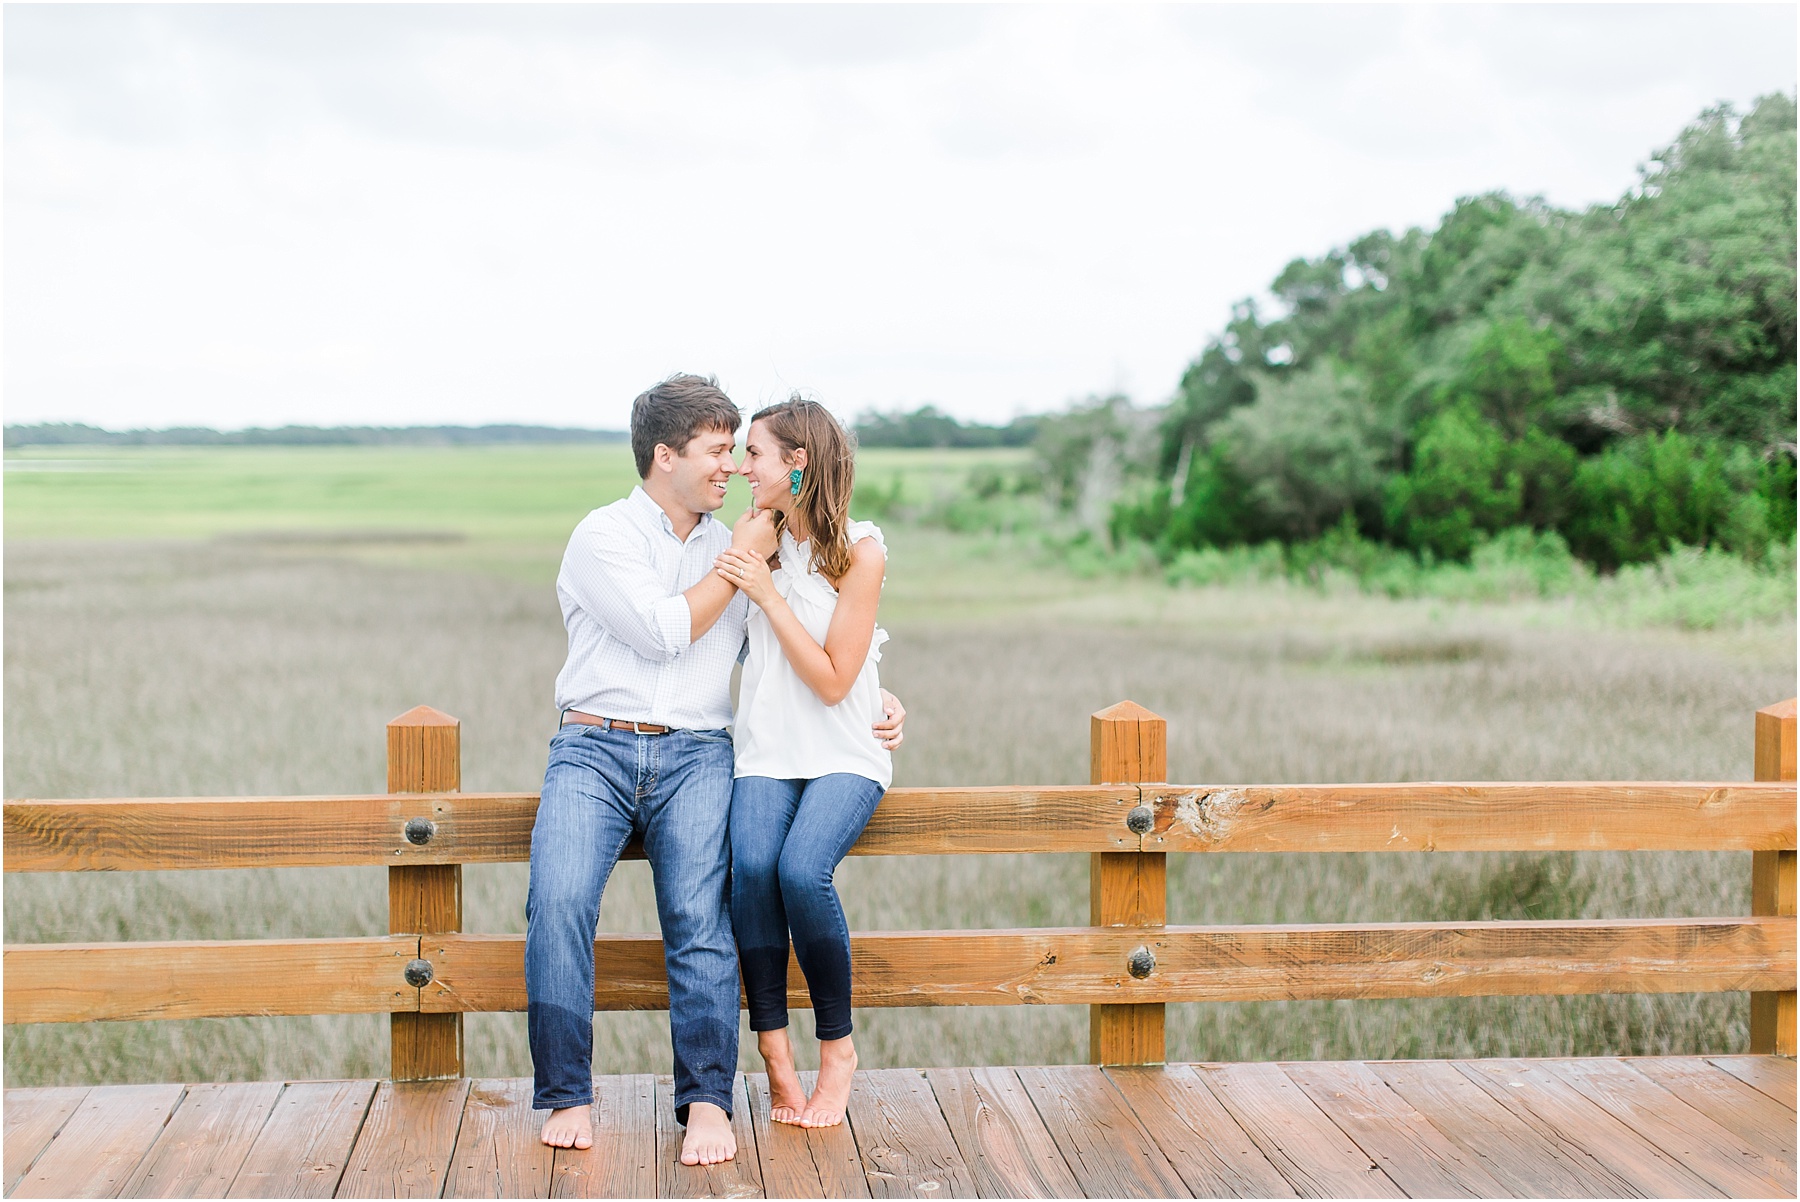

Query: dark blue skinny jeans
left=730, top=773, right=885, bottom=1041
left=525, top=724, right=738, bottom=1123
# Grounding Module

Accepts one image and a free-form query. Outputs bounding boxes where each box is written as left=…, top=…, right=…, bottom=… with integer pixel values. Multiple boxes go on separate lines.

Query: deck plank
left=1456, top=1059, right=1723, bottom=1198
left=442, top=1079, right=551, bottom=1199
left=4, top=1086, right=90, bottom=1195
left=121, top=1081, right=284, bottom=1198
left=652, top=1073, right=761, bottom=1199
left=1104, top=1066, right=1296, bottom=1199
left=1371, top=1060, right=1636, bottom=1197
left=553, top=1074, right=656, bottom=1199
left=226, top=1080, right=377, bottom=1199
left=1284, top=1061, right=1508, bottom=1198
left=1627, top=1057, right=1797, bottom=1164
left=746, top=1071, right=870, bottom=1199
left=1194, top=1063, right=1403, bottom=1198
left=9, top=1083, right=184, bottom=1199
left=1014, top=1065, right=1188, bottom=1199
left=334, top=1078, right=472, bottom=1199
left=1541, top=1058, right=1796, bottom=1197
left=845, top=1067, right=976, bottom=1198
left=927, top=1067, right=1081, bottom=1199
left=1707, top=1055, right=1799, bottom=1110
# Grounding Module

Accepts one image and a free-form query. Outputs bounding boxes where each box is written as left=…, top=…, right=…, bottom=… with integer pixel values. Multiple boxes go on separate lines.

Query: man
left=528, top=374, right=903, bottom=1165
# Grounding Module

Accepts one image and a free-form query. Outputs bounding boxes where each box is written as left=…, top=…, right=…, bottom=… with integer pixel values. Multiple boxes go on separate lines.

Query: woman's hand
left=716, top=547, right=778, bottom=607
left=874, top=688, right=905, bottom=750
left=732, top=507, right=778, bottom=558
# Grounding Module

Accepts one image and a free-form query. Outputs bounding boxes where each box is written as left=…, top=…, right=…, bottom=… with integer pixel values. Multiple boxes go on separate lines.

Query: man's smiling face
left=665, top=426, right=739, bottom=516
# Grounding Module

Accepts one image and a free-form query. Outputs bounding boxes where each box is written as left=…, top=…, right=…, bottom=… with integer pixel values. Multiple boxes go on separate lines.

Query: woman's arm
left=716, top=538, right=884, bottom=706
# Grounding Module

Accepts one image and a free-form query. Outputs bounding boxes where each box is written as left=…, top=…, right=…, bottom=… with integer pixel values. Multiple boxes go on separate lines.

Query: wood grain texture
left=10, top=779, right=1790, bottom=872
left=3, top=937, right=420, bottom=1024
left=551, top=1074, right=656, bottom=1199
left=442, top=1078, right=552, bottom=1199
left=120, top=1081, right=284, bottom=1198
left=845, top=1067, right=976, bottom=1198
left=334, top=1079, right=471, bottom=1199
left=226, top=1080, right=377, bottom=1199
left=1705, top=1055, right=1797, bottom=1109
left=1282, top=1061, right=1510, bottom=1198
left=1090, top=703, right=1168, bottom=1067
left=1752, top=701, right=1797, bottom=1057
left=1755, top=699, right=1798, bottom=783
left=3, top=1086, right=89, bottom=1194
left=926, top=1067, right=1081, bottom=1199
left=1103, top=1065, right=1298, bottom=1198
left=1015, top=1064, right=1189, bottom=1198
left=1194, top=1062, right=1405, bottom=1198
left=9, top=1083, right=184, bottom=1199
left=1370, top=1059, right=1633, bottom=1197
left=1455, top=1059, right=1724, bottom=1198
left=1540, top=1057, right=1795, bottom=1197
left=1626, top=1056, right=1796, bottom=1163
left=1, top=787, right=1139, bottom=872
left=746, top=1072, right=871, bottom=1200
left=389, top=707, right=464, bottom=1083
left=652, top=1074, right=761, bottom=1199
left=420, top=918, right=1795, bottom=1015
left=1142, top=781, right=1796, bottom=852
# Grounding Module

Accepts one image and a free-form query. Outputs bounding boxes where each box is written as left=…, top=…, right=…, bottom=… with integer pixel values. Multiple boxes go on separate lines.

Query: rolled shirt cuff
left=651, top=593, right=694, bottom=657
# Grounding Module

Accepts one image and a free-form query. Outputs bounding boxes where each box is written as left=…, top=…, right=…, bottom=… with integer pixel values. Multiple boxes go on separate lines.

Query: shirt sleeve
left=562, top=518, right=693, bottom=662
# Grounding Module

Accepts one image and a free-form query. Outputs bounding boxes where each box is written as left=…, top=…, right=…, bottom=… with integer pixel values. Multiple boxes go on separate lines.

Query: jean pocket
left=686, top=728, right=733, bottom=745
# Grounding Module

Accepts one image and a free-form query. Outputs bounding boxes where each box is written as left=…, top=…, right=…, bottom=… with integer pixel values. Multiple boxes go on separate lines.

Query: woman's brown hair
left=751, top=395, right=858, bottom=584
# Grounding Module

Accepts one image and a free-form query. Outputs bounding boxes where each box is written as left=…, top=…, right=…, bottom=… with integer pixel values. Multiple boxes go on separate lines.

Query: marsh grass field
left=4, top=444, right=1794, bottom=1088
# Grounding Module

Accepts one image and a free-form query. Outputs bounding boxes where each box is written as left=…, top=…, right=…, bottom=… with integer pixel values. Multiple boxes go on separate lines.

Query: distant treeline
left=853, top=405, right=1040, bottom=449
left=1029, top=94, right=1797, bottom=571
left=4, top=423, right=627, bottom=448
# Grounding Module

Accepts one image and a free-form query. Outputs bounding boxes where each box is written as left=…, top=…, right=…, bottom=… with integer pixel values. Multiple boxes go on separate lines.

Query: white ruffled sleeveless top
left=734, top=521, right=892, bottom=789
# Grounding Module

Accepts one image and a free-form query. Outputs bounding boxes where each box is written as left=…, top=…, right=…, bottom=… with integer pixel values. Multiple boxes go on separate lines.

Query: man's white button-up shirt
left=553, top=486, right=748, bottom=730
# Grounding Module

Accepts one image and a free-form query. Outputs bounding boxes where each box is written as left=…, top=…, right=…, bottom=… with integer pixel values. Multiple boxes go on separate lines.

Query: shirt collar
left=628, top=484, right=715, bottom=541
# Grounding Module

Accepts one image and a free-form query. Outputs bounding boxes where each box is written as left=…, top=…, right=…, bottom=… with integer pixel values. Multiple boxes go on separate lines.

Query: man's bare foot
left=540, top=1104, right=593, bottom=1149
left=758, top=1029, right=808, bottom=1125
left=799, top=1035, right=857, bottom=1128
left=680, top=1101, right=736, bottom=1165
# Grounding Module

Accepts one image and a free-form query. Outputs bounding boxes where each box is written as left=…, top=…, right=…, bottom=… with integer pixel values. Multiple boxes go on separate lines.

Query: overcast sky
left=5, top=4, right=1795, bottom=432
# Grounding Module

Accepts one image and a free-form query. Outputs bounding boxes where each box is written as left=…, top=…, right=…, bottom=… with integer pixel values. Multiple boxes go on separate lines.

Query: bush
left=1165, top=542, right=1286, bottom=587
left=1565, top=431, right=1769, bottom=568
left=1589, top=541, right=1797, bottom=629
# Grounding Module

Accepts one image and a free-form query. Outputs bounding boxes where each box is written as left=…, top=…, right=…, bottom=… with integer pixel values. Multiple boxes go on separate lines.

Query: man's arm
left=562, top=524, right=695, bottom=662
left=686, top=508, right=780, bottom=642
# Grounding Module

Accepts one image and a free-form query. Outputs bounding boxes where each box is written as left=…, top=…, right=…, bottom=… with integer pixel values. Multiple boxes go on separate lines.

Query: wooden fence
left=5, top=699, right=1795, bottom=1082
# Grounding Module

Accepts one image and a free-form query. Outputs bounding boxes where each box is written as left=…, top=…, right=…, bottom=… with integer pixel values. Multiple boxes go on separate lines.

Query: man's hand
left=732, top=508, right=778, bottom=560
left=873, top=688, right=905, bottom=750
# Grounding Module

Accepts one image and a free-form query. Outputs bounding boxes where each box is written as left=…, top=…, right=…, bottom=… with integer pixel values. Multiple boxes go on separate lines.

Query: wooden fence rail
left=4, top=698, right=1795, bottom=1080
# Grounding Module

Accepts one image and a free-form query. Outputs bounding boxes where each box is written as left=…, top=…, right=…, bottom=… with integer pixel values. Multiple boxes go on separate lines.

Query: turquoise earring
left=789, top=469, right=803, bottom=496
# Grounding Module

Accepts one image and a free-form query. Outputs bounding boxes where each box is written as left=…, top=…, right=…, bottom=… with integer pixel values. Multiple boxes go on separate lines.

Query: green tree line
left=1093, top=94, right=1796, bottom=570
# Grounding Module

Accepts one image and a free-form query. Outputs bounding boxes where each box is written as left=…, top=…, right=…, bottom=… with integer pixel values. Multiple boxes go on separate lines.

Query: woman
left=713, top=396, right=890, bottom=1129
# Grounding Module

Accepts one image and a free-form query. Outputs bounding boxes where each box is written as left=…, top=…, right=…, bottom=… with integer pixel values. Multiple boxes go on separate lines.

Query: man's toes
left=573, top=1131, right=593, bottom=1150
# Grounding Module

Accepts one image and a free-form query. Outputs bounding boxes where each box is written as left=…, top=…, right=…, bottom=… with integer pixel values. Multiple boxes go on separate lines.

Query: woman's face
left=737, top=420, right=804, bottom=512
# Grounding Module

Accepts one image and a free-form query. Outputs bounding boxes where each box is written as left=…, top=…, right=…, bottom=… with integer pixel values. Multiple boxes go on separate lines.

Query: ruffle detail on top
left=776, top=525, right=888, bottom=661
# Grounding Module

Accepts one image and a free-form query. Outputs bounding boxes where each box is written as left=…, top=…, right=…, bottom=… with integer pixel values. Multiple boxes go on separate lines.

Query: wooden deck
left=5, top=1056, right=1793, bottom=1199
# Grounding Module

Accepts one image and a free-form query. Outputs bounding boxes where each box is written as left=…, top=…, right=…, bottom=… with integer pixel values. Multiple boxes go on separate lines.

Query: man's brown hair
left=630, top=374, right=742, bottom=477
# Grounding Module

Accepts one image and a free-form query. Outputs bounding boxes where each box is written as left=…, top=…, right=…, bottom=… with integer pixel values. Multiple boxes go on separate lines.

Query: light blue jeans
left=525, top=724, right=738, bottom=1122
left=730, top=773, right=886, bottom=1041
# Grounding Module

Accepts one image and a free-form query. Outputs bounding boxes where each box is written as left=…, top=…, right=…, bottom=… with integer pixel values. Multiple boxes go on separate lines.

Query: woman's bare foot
left=799, top=1035, right=857, bottom=1128
left=540, top=1104, right=593, bottom=1149
left=758, top=1029, right=809, bottom=1124
left=680, top=1101, right=736, bottom=1165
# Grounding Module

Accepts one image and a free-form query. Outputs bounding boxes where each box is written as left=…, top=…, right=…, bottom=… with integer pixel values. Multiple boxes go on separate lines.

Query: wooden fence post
left=1090, top=700, right=1167, bottom=1066
left=1751, top=697, right=1796, bottom=1057
left=388, top=705, right=464, bottom=1080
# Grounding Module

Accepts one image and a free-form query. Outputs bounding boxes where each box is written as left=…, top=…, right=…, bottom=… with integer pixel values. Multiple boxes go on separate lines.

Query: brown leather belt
left=562, top=711, right=672, bottom=735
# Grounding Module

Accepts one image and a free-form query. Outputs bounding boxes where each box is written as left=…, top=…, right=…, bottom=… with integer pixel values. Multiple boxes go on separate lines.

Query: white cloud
left=5, top=3, right=1794, bottom=430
